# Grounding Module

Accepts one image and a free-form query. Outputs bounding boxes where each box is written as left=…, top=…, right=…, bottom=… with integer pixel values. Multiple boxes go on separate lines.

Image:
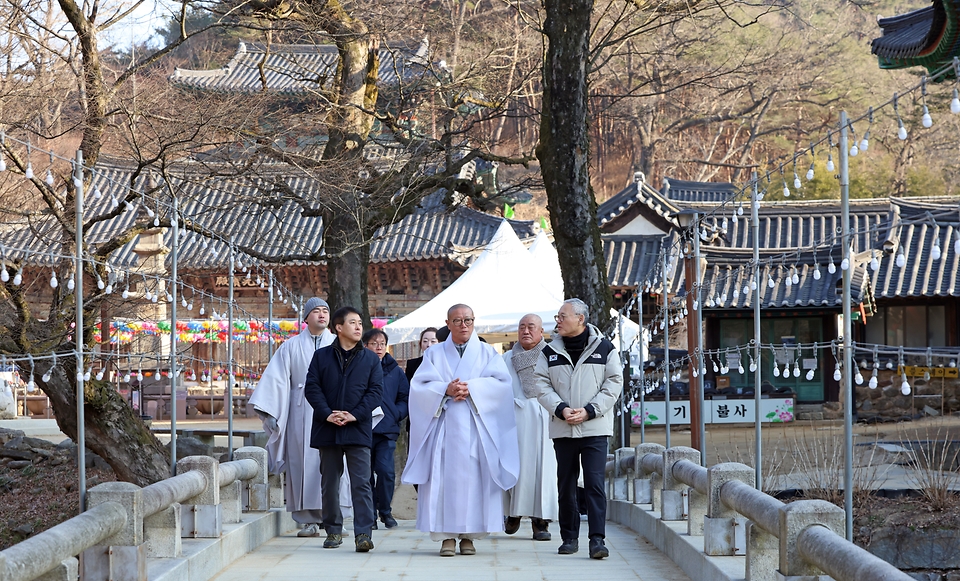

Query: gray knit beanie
left=302, top=297, right=329, bottom=321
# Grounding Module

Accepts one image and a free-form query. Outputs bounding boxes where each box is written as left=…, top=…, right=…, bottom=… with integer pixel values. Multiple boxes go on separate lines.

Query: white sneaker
left=298, top=523, right=321, bottom=537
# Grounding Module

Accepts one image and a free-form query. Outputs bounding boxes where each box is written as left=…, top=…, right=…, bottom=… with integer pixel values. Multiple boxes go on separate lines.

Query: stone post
left=687, top=488, right=707, bottom=537
left=269, top=472, right=284, bottom=509
left=612, top=447, right=634, bottom=501
left=661, top=446, right=699, bottom=521
left=221, top=480, right=242, bottom=523
left=704, top=462, right=753, bottom=556
left=81, top=482, right=146, bottom=581
left=746, top=521, right=778, bottom=581
left=144, top=505, right=181, bottom=558
left=778, top=500, right=845, bottom=578
left=34, top=558, right=78, bottom=581
left=177, top=455, right=222, bottom=538
left=234, top=446, right=269, bottom=511
left=633, top=443, right=664, bottom=506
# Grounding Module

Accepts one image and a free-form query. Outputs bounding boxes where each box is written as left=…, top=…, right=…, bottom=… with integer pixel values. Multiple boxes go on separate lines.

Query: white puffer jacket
left=535, top=324, right=623, bottom=439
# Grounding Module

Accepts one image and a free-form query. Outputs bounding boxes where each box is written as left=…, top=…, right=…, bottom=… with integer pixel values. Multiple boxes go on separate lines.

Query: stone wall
left=854, top=370, right=960, bottom=422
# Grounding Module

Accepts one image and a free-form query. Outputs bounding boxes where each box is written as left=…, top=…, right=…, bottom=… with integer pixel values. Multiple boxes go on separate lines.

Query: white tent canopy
left=384, top=221, right=564, bottom=345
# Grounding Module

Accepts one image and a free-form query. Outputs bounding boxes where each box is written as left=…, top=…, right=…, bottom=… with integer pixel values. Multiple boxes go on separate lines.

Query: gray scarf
left=511, top=339, right=546, bottom=399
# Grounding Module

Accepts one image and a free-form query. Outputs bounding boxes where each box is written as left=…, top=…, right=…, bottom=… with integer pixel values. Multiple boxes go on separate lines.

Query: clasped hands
left=445, top=378, right=470, bottom=401
left=562, top=407, right=589, bottom=425
left=326, top=410, right=357, bottom=426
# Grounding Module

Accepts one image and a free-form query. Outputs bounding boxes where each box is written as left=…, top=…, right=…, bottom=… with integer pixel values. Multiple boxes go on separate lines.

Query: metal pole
left=227, top=239, right=235, bottom=460
left=169, top=195, right=179, bottom=476
left=74, top=150, right=86, bottom=512
left=752, top=172, right=762, bottom=490
left=693, top=212, right=706, bottom=465
left=840, top=111, right=854, bottom=541
left=618, top=307, right=627, bottom=449
left=638, top=285, right=645, bottom=443
left=267, top=270, right=274, bottom=360
left=663, top=249, right=671, bottom=449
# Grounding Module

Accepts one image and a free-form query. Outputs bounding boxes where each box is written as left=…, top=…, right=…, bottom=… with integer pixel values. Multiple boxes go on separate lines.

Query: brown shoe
left=439, top=538, right=456, bottom=557
left=531, top=518, right=552, bottom=541
left=459, top=538, right=476, bottom=555
left=504, top=516, right=521, bottom=535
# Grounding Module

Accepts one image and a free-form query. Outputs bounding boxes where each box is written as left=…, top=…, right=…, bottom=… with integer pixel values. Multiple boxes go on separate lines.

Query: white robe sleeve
left=248, top=340, right=293, bottom=473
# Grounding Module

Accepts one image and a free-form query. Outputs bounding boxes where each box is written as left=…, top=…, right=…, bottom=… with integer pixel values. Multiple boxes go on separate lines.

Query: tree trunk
left=38, top=350, right=169, bottom=486
left=323, top=212, right=371, bottom=321
left=537, top=0, right=613, bottom=332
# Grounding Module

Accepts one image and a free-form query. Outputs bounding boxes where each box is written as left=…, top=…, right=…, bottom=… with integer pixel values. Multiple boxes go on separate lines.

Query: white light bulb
left=721, top=364, right=729, bottom=374
left=187, top=302, right=193, bottom=311
left=181, top=297, right=187, bottom=307
left=932, top=244, right=941, bottom=261
left=110, top=196, right=118, bottom=210
left=737, top=205, right=743, bottom=216
left=826, top=155, right=835, bottom=172
left=94, top=187, right=102, bottom=199
left=783, top=184, right=790, bottom=197
left=42, top=370, right=51, bottom=382
left=896, top=252, right=906, bottom=268
left=50, top=272, right=58, bottom=288
left=124, top=200, right=133, bottom=212
left=738, top=363, right=745, bottom=374
left=833, top=368, right=842, bottom=381
left=144, top=291, right=152, bottom=301
left=806, top=369, right=815, bottom=381
left=13, top=273, right=21, bottom=286
left=806, top=166, right=814, bottom=181
left=792, top=272, right=800, bottom=285
left=955, top=238, right=960, bottom=254
left=900, top=380, right=910, bottom=395
left=26, top=379, right=35, bottom=392
left=45, top=170, right=54, bottom=186
left=24, top=163, right=33, bottom=180
left=952, top=89, right=960, bottom=114
left=692, top=367, right=698, bottom=378
left=768, top=277, right=775, bottom=289
left=66, top=277, right=74, bottom=291
left=828, top=260, right=836, bottom=274
left=870, top=257, right=879, bottom=271
left=897, top=123, right=908, bottom=140
left=713, top=361, right=720, bottom=373
left=0, top=268, right=7, bottom=283
left=122, top=372, right=130, bottom=383
left=97, top=277, right=104, bottom=289
left=151, top=294, right=158, bottom=303
left=122, top=289, right=129, bottom=299
left=147, top=207, right=155, bottom=218
left=137, top=371, right=143, bottom=382
left=200, top=306, right=205, bottom=315
left=886, top=360, right=894, bottom=370
left=95, top=370, right=104, bottom=381
left=793, top=364, right=801, bottom=378
left=869, top=375, right=878, bottom=389
left=750, top=361, right=757, bottom=372
left=849, top=143, right=859, bottom=157
left=733, top=286, right=740, bottom=297
left=785, top=276, right=792, bottom=288
left=153, top=216, right=159, bottom=227
left=83, top=369, right=90, bottom=381
left=773, top=363, right=780, bottom=377
left=165, top=292, right=173, bottom=302
left=921, top=106, right=932, bottom=128
left=860, top=132, right=870, bottom=151
left=750, top=280, right=757, bottom=290
left=855, top=371, right=863, bottom=385
left=841, top=258, right=850, bottom=270
left=0, top=157, right=5, bottom=172
left=814, top=266, right=821, bottom=280
left=793, top=175, right=802, bottom=189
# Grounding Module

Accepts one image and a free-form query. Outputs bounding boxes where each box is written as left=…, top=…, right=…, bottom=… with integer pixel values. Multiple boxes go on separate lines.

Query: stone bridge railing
left=0, top=446, right=285, bottom=581
left=606, top=444, right=913, bottom=581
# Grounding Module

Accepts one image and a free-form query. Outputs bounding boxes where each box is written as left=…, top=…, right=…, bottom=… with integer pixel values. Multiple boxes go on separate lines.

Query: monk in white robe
left=402, top=304, right=520, bottom=557
left=249, top=297, right=351, bottom=536
left=502, top=314, right=558, bottom=540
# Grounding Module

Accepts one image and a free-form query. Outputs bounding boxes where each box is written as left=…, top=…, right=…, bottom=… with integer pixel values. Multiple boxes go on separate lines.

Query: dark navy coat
left=373, top=353, right=409, bottom=439
left=304, top=341, right=383, bottom=448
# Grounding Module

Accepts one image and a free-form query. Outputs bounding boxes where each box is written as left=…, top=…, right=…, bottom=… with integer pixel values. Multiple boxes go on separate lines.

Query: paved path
left=210, top=520, right=691, bottom=581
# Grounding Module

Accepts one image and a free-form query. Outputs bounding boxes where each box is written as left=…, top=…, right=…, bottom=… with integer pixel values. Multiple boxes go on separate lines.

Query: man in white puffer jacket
left=535, top=298, right=622, bottom=560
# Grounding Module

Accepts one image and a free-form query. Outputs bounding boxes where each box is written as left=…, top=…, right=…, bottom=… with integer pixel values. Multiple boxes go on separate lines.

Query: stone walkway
left=209, top=520, right=691, bottom=581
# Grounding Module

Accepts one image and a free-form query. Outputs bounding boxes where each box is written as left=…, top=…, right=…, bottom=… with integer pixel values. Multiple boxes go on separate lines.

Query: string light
left=860, top=107, right=872, bottom=151
left=894, top=93, right=908, bottom=140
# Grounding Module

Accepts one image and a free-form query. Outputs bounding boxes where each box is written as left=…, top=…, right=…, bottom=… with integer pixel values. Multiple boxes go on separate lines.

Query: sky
left=99, top=0, right=169, bottom=50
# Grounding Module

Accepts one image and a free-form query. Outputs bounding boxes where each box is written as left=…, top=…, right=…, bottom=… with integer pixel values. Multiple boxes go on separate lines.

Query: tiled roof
left=171, top=40, right=432, bottom=94
left=1, top=158, right=535, bottom=270
left=603, top=235, right=671, bottom=287
left=596, top=177, right=679, bottom=229
left=870, top=197, right=960, bottom=297
left=661, top=177, right=738, bottom=203
left=871, top=0, right=960, bottom=74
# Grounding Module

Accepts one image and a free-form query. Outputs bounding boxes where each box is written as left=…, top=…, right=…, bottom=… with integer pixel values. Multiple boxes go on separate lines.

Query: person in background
left=362, top=328, right=409, bottom=530
left=249, top=297, right=333, bottom=538
left=404, top=327, right=439, bottom=383
left=305, top=307, right=383, bottom=553
left=535, top=298, right=622, bottom=560
left=502, top=314, right=558, bottom=541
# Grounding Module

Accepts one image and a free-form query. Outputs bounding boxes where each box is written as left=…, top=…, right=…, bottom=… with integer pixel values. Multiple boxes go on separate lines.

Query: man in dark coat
left=362, top=328, right=409, bottom=529
left=305, top=306, right=383, bottom=552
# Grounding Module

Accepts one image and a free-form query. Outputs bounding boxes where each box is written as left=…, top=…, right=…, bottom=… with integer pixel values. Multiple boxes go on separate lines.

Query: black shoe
left=372, top=521, right=378, bottom=530
left=382, top=514, right=398, bottom=528
left=323, top=533, right=342, bottom=548
left=531, top=518, right=551, bottom=541
left=589, top=535, right=608, bottom=559
left=504, top=516, right=521, bottom=535
left=355, top=533, right=374, bottom=552
left=558, top=539, right=579, bottom=554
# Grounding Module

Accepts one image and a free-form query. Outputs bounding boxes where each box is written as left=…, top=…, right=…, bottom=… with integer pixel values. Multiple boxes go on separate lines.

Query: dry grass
left=898, top=422, right=960, bottom=511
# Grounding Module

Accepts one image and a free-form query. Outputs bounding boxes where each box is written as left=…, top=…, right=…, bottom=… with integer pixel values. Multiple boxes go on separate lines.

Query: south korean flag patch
left=548, top=354, right=558, bottom=362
